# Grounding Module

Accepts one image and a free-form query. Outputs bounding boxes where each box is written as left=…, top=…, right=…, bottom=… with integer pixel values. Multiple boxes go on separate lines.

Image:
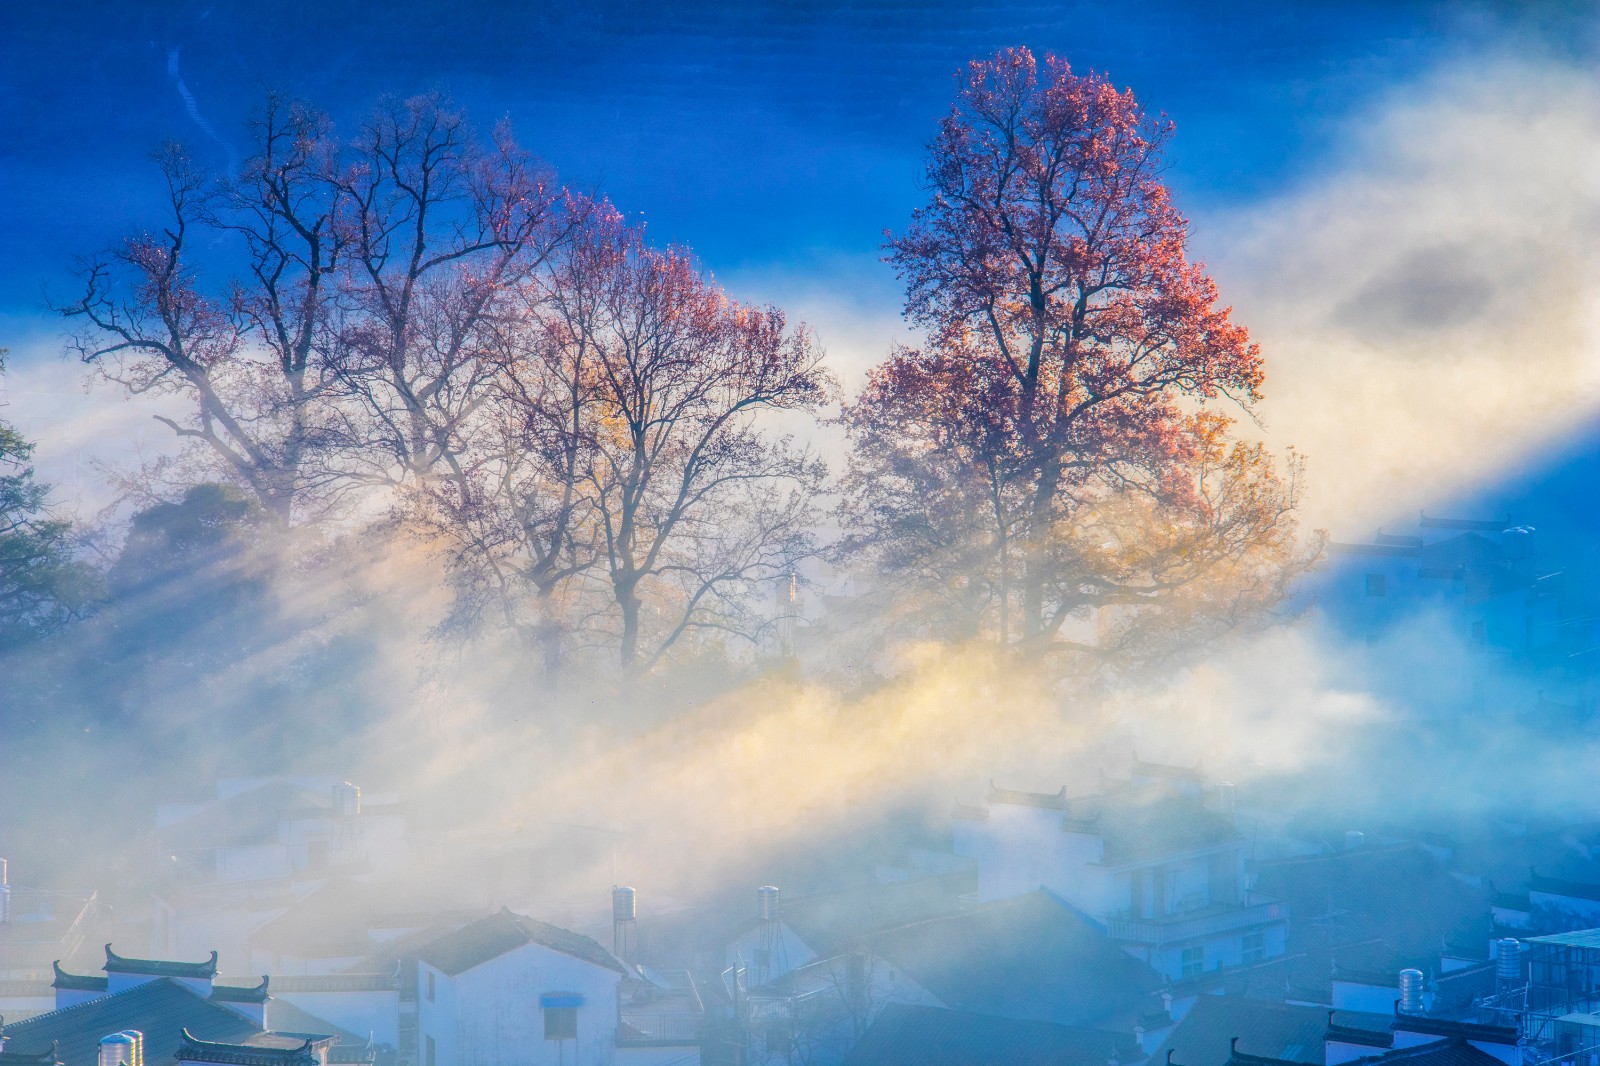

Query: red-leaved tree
left=842, top=48, right=1314, bottom=658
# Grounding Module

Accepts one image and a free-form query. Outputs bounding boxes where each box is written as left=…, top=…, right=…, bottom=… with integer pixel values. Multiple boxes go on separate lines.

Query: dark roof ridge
left=1130, top=757, right=1205, bottom=781
left=0, top=1041, right=62, bottom=1065
left=1529, top=869, right=1600, bottom=902
left=1391, top=1013, right=1518, bottom=1044
left=1359, top=1037, right=1473, bottom=1064
left=986, top=781, right=1069, bottom=809
left=50, top=961, right=108, bottom=992
left=105, top=944, right=219, bottom=978
left=176, top=1028, right=317, bottom=1066
left=1228, top=1036, right=1310, bottom=1066
left=1326, top=1009, right=1393, bottom=1049
left=211, top=976, right=270, bottom=1004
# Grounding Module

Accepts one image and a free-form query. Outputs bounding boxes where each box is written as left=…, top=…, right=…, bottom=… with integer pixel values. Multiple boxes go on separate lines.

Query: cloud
left=1202, top=51, right=1600, bottom=535
left=1, top=336, right=187, bottom=520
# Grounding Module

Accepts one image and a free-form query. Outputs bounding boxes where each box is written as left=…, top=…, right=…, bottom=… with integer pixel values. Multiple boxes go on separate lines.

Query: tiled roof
left=263, top=1000, right=382, bottom=1065
left=247, top=881, right=374, bottom=959
left=1250, top=846, right=1490, bottom=987
left=842, top=1003, right=1139, bottom=1066
left=416, top=909, right=625, bottom=977
left=1150, top=997, right=1335, bottom=1066
left=0, top=978, right=328, bottom=1066
left=864, top=892, right=1164, bottom=1027
left=103, top=946, right=218, bottom=979
left=765, top=873, right=976, bottom=960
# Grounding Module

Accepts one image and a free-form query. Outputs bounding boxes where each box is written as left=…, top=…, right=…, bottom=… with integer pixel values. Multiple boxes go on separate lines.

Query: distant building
left=0, top=858, right=103, bottom=1021
left=952, top=764, right=1288, bottom=982
left=414, top=908, right=702, bottom=1066
left=151, top=777, right=408, bottom=966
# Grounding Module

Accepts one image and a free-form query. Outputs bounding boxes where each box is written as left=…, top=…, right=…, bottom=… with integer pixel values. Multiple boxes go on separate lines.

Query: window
left=544, top=1007, right=578, bottom=1041
left=1182, top=946, right=1204, bottom=978
left=1243, top=931, right=1265, bottom=964
left=424, top=1036, right=435, bottom=1066
left=425, top=968, right=436, bottom=1002
left=1366, top=574, right=1387, bottom=597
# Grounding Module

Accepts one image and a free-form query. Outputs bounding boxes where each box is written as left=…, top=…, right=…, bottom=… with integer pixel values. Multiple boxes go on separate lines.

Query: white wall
left=417, top=942, right=622, bottom=1066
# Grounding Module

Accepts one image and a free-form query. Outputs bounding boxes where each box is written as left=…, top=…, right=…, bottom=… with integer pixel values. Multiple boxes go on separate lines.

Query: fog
left=1, top=23, right=1598, bottom=1007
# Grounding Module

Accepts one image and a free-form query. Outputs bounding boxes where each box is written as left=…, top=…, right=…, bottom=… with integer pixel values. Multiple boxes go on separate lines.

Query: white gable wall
left=419, top=940, right=621, bottom=1066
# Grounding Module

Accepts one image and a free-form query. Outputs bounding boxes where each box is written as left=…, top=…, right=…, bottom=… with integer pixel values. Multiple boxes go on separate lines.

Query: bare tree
left=327, top=95, right=578, bottom=487
left=416, top=248, right=605, bottom=678
left=58, top=93, right=579, bottom=524
left=58, top=144, right=317, bottom=524
left=548, top=211, right=834, bottom=672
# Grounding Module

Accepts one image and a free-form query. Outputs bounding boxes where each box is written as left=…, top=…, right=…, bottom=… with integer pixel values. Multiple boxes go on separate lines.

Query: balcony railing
left=618, top=1012, right=704, bottom=1045
left=1105, top=900, right=1287, bottom=948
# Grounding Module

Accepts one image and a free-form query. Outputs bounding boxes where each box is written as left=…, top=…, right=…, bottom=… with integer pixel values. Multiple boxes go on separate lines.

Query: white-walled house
left=415, top=908, right=701, bottom=1066
left=952, top=766, right=1288, bottom=982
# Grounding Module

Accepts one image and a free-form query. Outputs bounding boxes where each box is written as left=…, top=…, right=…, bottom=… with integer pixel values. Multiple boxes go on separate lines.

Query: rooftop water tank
left=1398, top=968, right=1425, bottom=1014
left=613, top=886, right=637, bottom=923
left=1344, top=830, right=1365, bottom=851
left=122, top=1031, right=144, bottom=1066
left=99, top=1033, right=136, bottom=1066
left=1496, top=938, right=1522, bottom=984
left=757, top=885, right=781, bottom=922
left=333, top=782, right=361, bottom=817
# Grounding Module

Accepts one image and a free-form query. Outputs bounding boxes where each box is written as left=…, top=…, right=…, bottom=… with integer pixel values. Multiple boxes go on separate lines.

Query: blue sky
left=1, top=1, right=1570, bottom=299
left=2, top=1, right=1598, bottom=544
